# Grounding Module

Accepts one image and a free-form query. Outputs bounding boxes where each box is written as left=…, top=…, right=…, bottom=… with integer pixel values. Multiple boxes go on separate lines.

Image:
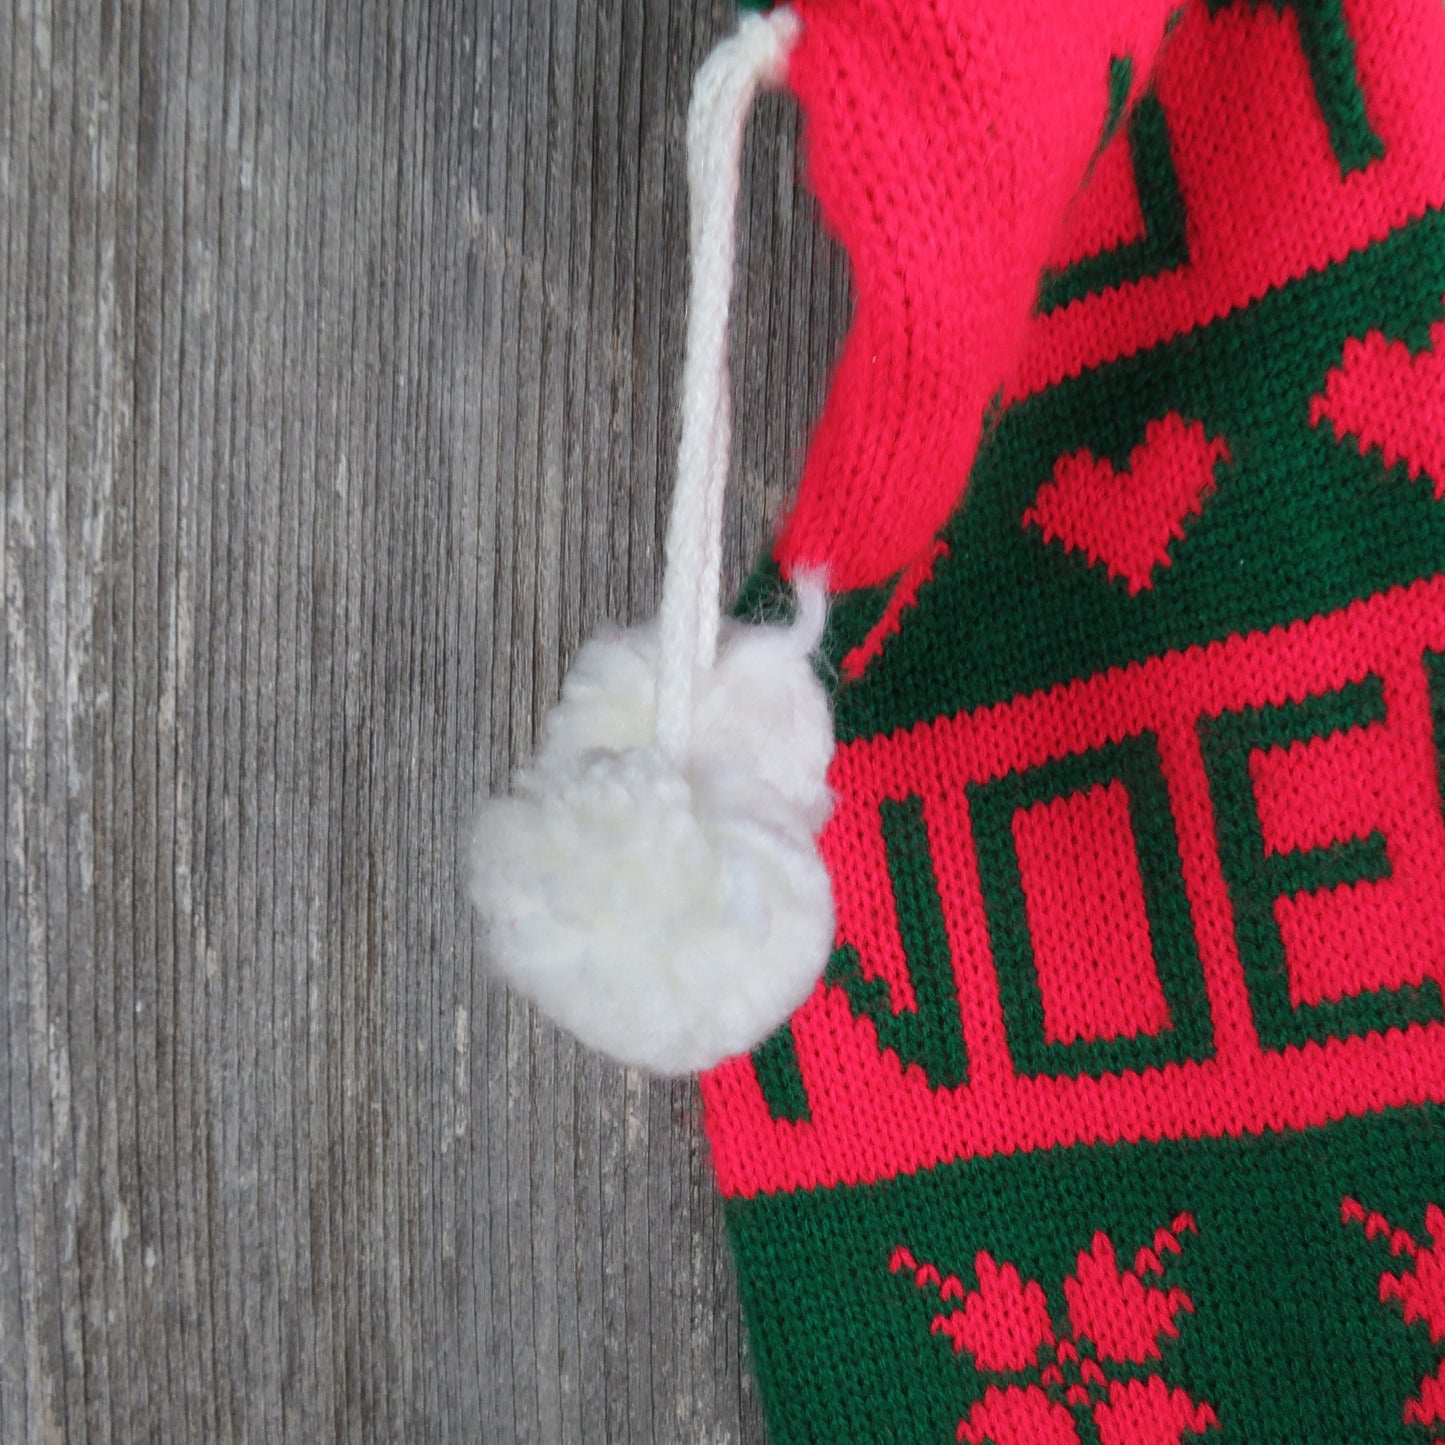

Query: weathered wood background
left=0, top=1, right=850, bottom=1439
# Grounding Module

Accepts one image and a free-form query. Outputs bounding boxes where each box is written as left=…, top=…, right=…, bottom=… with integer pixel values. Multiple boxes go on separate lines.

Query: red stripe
left=703, top=579, right=1445, bottom=1197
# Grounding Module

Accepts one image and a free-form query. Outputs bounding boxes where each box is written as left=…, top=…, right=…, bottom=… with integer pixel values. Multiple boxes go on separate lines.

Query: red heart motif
left=1311, top=319, right=1445, bottom=499
left=1024, top=413, right=1229, bottom=594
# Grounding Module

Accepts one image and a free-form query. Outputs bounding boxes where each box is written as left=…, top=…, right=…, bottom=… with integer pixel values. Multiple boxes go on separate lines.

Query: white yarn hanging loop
left=469, top=6, right=836, bottom=1077
left=655, top=6, right=802, bottom=764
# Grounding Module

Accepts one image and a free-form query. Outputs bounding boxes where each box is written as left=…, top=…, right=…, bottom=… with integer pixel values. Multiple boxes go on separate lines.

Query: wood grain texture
left=0, top=1, right=851, bottom=1439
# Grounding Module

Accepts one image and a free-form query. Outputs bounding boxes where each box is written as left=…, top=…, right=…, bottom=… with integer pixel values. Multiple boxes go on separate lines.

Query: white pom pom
left=468, top=581, right=835, bottom=1074
left=470, top=5, right=822, bottom=1074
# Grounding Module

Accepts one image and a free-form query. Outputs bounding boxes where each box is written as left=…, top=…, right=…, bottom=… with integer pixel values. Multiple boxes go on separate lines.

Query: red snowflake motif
left=891, top=1215, right=1220, bottom=1444
left=1342, top=1197, right=1445, bottom=1440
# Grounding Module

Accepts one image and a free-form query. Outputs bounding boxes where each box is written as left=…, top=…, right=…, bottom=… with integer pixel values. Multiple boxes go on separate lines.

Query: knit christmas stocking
left=700, top=0, right=1445, bottom=1440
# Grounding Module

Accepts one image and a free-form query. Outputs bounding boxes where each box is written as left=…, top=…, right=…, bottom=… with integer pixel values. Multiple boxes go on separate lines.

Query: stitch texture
left=706, top=0, right=1445, bottom=1438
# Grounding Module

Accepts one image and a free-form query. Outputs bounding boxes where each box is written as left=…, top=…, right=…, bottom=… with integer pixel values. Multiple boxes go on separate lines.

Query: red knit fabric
left=709, top=1, right=1445, bottom=1438
left=777, top=0, right=1179, bottom=590
left=704, top=577, right=1445, bottom=1196
left=1006, top=0, right=1445, bottom=403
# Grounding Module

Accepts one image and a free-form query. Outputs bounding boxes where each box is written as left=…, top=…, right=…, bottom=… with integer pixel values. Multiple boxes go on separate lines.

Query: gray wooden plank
left=0, top=9, right=28, bottom=1440
left=0, top=0, right=852, bottom=1438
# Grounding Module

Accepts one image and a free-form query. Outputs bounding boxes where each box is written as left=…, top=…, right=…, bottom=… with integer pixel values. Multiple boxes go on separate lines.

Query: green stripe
left=1206, top=0, right=1385, bottom=175
left=1427, top=649, right=1445, bottom=826
left=811, top=208, right=1445, bottom=744
left=752, top=1022, right=810, bottom=1123
left=827, top=797, right=969, bottom=1090
left=1037, top=91, right=1188, bottom=314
